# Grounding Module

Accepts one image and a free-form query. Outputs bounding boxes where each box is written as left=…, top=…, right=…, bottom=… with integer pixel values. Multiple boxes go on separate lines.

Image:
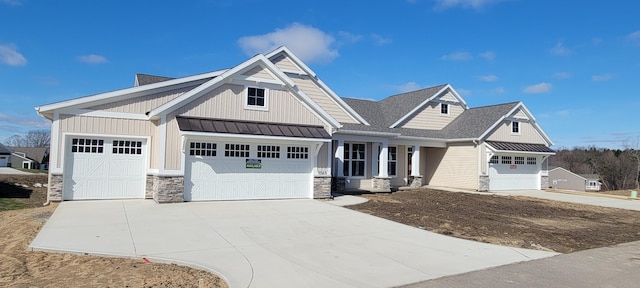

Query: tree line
left=4, top=129, right=50, bottom=148
left=549, top=146, right=640, bottom=191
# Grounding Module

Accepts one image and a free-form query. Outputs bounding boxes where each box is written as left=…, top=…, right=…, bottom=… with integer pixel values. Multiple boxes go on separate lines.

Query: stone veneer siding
left=541, top=175, right=549, bottom=189
left=152, top=176, right=184, bottom=203
left=478, top=175, right=490, bottom=192
left=409, top=175, right=423, bottom=188
left=145, top=175, right=154, bottom=199
left=372, top=177, right=391, bottom=192
left=313, top=176, right=332, bottom=199
left=48, top=173, right=63, bottom=201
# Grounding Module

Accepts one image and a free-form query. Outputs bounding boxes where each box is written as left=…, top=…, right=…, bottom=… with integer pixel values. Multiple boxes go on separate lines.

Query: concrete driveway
left=30, top=199, right=557, bottom=288
left=0, top=167, right=35, bottom=175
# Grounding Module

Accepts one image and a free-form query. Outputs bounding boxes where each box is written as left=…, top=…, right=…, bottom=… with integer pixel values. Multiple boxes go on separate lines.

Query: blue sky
left=1, top=0, right=639, bottom=149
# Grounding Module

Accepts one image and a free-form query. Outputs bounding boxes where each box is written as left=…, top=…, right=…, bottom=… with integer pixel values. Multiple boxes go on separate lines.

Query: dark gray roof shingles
left=135, top=74, right=175, bottom=86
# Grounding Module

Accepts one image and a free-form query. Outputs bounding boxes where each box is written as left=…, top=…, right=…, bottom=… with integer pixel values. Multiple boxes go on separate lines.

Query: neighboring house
left=35, top=46, right=554, bottom=203
left=9, top=147, right=50, bottom=170
left=549, top=167, right=602, bottom=192
left=0, top=143, right=11, bottom=167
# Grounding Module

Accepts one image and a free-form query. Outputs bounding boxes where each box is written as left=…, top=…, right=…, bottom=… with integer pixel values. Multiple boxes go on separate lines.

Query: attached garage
left=177, top=117, right=331, bottom=201
left=485, top=141, right=555, bottom=191
left=63, top=136, right=147, bottom=200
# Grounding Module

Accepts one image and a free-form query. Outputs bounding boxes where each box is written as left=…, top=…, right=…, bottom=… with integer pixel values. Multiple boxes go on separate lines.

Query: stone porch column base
left=371, top=176, right=391, bottom=192
left=314, top=176, right=332, bottom=199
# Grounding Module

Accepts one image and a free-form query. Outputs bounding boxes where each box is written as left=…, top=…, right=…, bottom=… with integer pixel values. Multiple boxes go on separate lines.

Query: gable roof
left=387, top=84, right=467, bottom=128
left=0, top=143, right=12, bottom=154
left=134, top=74, right=175, bottom=86
left=550, top=167, right=600, bottom=181
left=441, top=102, right=519, bottom=139
left=9, top=147, right=49, bottom=163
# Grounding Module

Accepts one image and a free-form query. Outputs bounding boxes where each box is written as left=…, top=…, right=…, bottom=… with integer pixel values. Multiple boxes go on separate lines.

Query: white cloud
left=477, top=75, right=498, bottom=82
left=491, top=86, right=505, bottom=94
left=371, top=33, right=392, bottom=45
left=592, top=74, right=613, bottom=82
left=441, top=51, right=472, bottom=61
left=238, top=23, right=338, bottom=64
left=456, top=88, right=471, bottom=97
left=0, top=43, right=26, bottom=66
left=549, top=41, right=572, bottom=56
left=0, top=0, right=22, bottom=6
left=552, top=72, right=571, bottom=79
left=523, top=82, right=552, bottom=94
left=434, top=0, right=504, bottom=10
left=77, top=54, right=108, bottom=64
left=394, top=82, right=422, bottom=93
left=338, top=31, right=363, bottom=44
left=479, top=51, right=495, bottom=60
left=625, top=31, right=640, bottom=45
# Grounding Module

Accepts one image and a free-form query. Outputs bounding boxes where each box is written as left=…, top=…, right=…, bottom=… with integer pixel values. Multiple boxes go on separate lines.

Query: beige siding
left=480, top=144, right=488, bottom=174
left=271, top=54, right=303, bottom=72
left=164, top=83, right=327, bottom=170
left=88, top=85, right=196, bottom=113
left=487, top=121, right=546, bottom=144
left=290, top=75, right=357, bottom=124
left=242, top=65, right=275, bottom=80
left=440, top=91, right=458, bottom=102
left=513, top=110, right=529, bottom=119
left=56, top=114, right=156, bottom=169
left=424, top=143, right=478, bottom=190
left=402, top=103, right=464, bottom=129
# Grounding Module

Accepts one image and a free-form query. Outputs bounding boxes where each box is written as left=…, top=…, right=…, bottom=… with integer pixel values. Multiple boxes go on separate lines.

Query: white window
left=224, top=144, right=250, bottom=157
left=71, top=138, right=104, bottom=154
left=501, top=156, right=512, bottom=164
left=344, top=143, right=366, bottom=177
left=514, top=156, right=525, bottom=165
left=377, top=146, right=397, bottom=176
left=527, top=157, right=537, bottom=165
left=286, top=146, right=309, bottom=159
left=512, top=121, right=520, bottom=134
left=489, top=155, right=499, bottom=164
left=113, top=140, right=143, bottom=155
left=587, top=181, right=599, bottom=189
left=440, top=103, right=449, bottom=115
left=258, top=145, right=280, bottom=158
left=246, top=87, right=267, bottom=109
left=189, top=142, right=216, bottom=157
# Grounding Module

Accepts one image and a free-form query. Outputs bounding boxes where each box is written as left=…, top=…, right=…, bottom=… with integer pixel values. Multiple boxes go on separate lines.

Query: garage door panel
left=489, top=162, right=540, bottom=190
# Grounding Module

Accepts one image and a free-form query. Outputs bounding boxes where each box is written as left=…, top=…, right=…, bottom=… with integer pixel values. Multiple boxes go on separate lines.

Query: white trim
left=244, top=86, right=269, bottom=111
left=440, top=103, right=450, bottom=116
left=343, top=142, right=367, bottom=178
left=158, top=114, right=168, bottom=173
left=179, top=131, right=331, bottom=143
left=335, top=130, right=401, bottom=137
left=511, top=120, right=521, bottom=135
left=36, top=70, right=227, bottom=116
left=59, top=109, right=148, bottom=120
left=49, top=113, right=61, bottom=173
left=389, top=84, right=467, bottom=128
left=478, top=102, right=554, bottom=146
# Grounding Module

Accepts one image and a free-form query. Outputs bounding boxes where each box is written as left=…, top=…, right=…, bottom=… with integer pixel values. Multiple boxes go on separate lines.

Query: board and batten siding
left=163, top=83, right=327, bottom=170
left=56, top=114, right=156, bottom=169
left=271, top=54, right=303, bottom=73
left=289, top=75, right=358, bottom=124
left=401, top=102, right=463, bottom=130
left=486, top=121, right=546, bottom=144
left=242, top=66, right=276, bottom=80
left=88, top=85, right=196, bottom=114
left=424, top=143, right=479, bottom=190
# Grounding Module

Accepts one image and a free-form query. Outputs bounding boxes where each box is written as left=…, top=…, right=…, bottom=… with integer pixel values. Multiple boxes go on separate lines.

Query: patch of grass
left=0, top=198, right=28, bottom=211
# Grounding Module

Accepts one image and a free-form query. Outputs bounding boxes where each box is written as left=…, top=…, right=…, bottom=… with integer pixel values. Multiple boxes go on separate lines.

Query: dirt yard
left=0, top=174, right=228, bottom=288
left=348, top=189, right=640, bottom=253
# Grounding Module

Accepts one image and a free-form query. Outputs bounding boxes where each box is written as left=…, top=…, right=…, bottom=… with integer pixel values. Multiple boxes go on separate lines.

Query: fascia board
left=445, top=84, right=468, bottom=109
left=389, top=85, right=448, bottom=128
left=35, top=69, right=227, bottom=114
left=507, top=102, right=554, bottom=146
left=334, top=129, right=401, bottom=137
left=265, top=46, right=316, bottom=77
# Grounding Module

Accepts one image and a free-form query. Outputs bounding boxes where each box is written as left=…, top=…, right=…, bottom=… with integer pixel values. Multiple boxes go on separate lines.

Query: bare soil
left=347, top=189, right=640, bottom=253
left=0, top=174, right=228, bottom=288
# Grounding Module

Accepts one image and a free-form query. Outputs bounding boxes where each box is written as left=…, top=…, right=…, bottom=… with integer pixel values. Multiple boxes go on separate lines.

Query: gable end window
left=512, top=121, right=520, bottom=134
left=246, top=87, right=267, bottom=109
left=440, top=103, right=449, bottom=115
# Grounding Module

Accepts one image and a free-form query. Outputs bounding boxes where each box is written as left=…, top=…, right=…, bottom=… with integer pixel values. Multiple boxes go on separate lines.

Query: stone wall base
left=332, top=177, right=346, bottom=192
left=409, top=175, right=423, bottom=188
left=48, top=173, right=63, bottom=202
left=152, top=175, right=184, bottom=203
left=313, top=176, right=332, bottom=199
left=541, top=175, right=549, bottom=189
left=371, top=177, right=391, bottom=192
left=145, top=175, right=154, bottom=199
left=478, top=175, right=490, bottom=192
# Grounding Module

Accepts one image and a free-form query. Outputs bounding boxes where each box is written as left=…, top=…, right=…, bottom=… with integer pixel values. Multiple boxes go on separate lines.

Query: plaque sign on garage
left=246, top=158, right=262, bottom=169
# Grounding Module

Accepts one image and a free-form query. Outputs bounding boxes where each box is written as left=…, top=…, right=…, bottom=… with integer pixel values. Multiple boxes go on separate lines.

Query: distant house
left=0, top=143, right=11, bottom=167
left=549, top=167, right=602, bottom=192
left=9, top=147, right=50, bottom=170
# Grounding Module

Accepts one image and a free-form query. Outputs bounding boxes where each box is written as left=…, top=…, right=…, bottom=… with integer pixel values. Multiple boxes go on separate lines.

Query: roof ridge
left=468, top=101, right=520, bottom=110
left=381, top=84, right=448, bottom=102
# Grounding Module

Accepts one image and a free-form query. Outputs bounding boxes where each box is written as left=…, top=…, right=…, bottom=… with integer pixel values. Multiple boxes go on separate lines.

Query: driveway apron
left=30, top=199, right=557, bottom=288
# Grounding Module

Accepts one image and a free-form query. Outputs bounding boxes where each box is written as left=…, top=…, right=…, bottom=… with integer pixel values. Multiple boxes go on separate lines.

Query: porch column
left=335, top=140, right=344, bottom=177
left=372, top=142, right=380, bottom=176
left=411, top=145, right=420, bottom=176
left=378, top=142, right=389, bottom=178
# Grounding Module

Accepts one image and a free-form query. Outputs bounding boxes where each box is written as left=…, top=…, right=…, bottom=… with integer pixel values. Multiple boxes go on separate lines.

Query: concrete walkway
left=30, top=199, right=556, bottom=288
left=402, top=240, right=640, bottom=288
left=0, top=167, right=35, bottom=175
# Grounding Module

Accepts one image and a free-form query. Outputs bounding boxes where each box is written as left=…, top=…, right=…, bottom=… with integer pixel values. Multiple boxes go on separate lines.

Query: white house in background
left=36, top=46, right=554, bottom=203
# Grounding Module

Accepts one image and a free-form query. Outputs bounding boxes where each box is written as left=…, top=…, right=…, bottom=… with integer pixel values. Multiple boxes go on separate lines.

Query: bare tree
left=623, top=137, right=640, bottom=189
left=4, top=129, right=50, bottom=148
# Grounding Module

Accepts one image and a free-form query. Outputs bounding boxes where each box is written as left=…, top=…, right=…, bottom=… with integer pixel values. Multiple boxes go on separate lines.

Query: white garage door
left=64, top=137, right=146, bottom=200
left=0, top=155, right=8, bottom=167
left=185, top=141, right=312, bottom=201
left=489, top=155, right=540, bottom=190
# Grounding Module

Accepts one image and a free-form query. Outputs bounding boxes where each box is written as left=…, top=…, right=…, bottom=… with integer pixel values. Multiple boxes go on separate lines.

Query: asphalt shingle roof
left=135, top=74, right=175, bottom=86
